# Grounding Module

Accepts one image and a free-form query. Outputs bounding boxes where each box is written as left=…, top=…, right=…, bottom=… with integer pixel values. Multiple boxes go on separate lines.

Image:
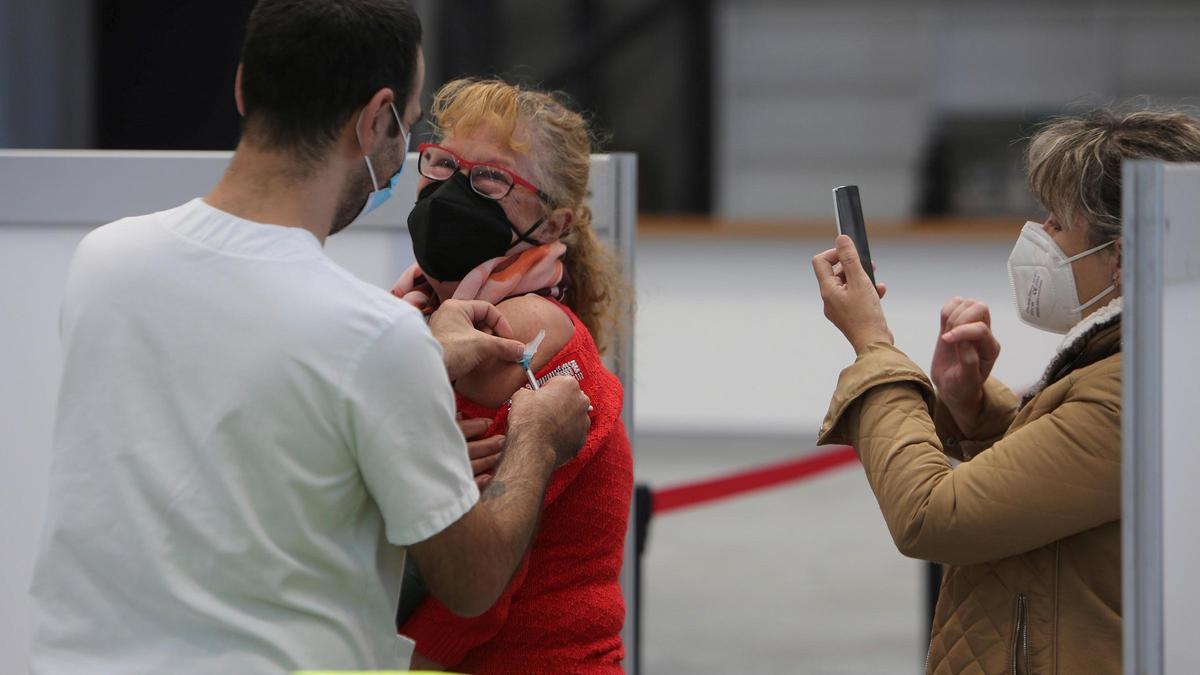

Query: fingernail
left=587, top=405, right=594, bottom=413
left=495, top=435, right=506, bottom=445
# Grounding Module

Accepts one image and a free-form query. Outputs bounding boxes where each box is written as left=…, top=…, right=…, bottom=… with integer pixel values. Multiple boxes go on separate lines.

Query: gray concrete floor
left=634, top=434, right=926, bottom=674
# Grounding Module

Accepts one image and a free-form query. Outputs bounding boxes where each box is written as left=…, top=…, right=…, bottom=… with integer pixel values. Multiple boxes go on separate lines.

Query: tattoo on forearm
left=481, top=479, right=507, bottom=502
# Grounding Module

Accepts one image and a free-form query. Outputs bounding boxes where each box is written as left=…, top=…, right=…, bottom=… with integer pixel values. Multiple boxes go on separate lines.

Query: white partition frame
left=0, top=149, right=637, bottom=673
left=1123, top=160, right=1200, bottom=675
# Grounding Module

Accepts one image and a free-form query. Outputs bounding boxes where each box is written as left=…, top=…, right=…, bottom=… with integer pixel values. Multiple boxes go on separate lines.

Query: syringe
left=521, top=329, right=546, bottom=391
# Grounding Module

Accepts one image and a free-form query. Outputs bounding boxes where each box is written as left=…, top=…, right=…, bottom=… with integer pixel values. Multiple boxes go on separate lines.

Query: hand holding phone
left=813, top=191, right=894, bottom=353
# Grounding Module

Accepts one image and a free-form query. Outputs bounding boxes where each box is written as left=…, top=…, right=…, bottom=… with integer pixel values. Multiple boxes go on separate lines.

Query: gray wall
left=6, top=0, right=1200, bottom=215
left=715, top=0, right=1200, bottom=219
left=0, top=0, right=93, bottom=148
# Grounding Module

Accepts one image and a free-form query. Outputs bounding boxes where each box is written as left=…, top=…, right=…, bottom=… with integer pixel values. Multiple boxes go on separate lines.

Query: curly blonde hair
left=428, top=78, right=631, bottom=354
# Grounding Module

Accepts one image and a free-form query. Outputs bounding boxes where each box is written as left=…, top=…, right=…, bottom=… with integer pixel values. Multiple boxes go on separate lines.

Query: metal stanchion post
left=632, top=484, right=653, bottom=675
left=925, top=561, right=943, bottom=651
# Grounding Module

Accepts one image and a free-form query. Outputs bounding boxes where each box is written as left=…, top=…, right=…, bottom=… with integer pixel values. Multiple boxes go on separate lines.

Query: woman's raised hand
left=812, top=235, right=892, bottom=354
left=931, top=297, right=1001, bottom=434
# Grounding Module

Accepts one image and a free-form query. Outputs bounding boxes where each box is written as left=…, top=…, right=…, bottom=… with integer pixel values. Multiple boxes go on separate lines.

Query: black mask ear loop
left=508, top=186, right=555, bottom=247
left=511, top=216, right=547, bottom=246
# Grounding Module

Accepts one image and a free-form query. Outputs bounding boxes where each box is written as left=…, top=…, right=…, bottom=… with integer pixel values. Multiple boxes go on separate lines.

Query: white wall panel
left=1123, top=161, right=1200, bottom=675
left=1160, top=167, right=1200, bottom=675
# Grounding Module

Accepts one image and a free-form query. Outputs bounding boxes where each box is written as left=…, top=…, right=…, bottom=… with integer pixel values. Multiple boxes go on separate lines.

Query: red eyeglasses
left=417, top=143, right=551, bottom=204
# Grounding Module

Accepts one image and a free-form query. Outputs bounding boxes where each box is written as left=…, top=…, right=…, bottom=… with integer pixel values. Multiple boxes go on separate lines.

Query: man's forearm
left=408, top=430, right=555, bottom=618
left=407, top=376, right=587, bottom=617
left=476, top=427, right=556, bottom=575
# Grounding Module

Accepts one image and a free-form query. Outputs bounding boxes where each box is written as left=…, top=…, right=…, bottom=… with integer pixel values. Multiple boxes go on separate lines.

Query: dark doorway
left=95, top=1, right=255, bottom=150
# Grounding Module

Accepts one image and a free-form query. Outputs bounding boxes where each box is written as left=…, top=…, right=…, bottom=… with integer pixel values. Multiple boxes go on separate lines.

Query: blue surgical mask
left=355, top=102, right=409, bottom=219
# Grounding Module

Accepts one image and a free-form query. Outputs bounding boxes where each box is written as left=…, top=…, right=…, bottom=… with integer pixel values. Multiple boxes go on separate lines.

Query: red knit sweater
left=400, top=302, right=633, bottom=674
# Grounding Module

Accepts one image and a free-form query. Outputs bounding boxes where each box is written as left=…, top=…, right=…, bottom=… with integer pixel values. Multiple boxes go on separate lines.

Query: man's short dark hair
left=239, top=0, right=421, bottom=162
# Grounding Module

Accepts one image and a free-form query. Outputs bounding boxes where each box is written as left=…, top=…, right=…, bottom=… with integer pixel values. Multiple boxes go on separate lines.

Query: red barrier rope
left=651, top=445, right=859, bottom=515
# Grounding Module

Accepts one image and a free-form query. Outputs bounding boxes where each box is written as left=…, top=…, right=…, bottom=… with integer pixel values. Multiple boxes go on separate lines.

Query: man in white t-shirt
left=28, top=1, right=591, bottom=672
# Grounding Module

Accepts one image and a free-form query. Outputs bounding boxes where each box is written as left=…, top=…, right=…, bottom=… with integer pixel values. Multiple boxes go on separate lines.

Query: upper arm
left=407, top=502, right=502, bottom=618
left=453, top=294, right=574, bottom=408
left=349, top=315, right=479, bottom=546
left=403, top=544, right=532, bottom=664
left=854, top=371, right=1120, bottom=565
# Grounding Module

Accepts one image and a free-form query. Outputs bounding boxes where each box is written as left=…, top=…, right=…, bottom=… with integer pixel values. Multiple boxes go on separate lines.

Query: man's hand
left=931, top=297, right=1001, bottom=435
left=507, top=376, right=591, bottom=468
left=812, top=235, right=892, bottom=354
left=459, top=417, right=503, bottom=489
left=429, top=299, right=526, bottom=381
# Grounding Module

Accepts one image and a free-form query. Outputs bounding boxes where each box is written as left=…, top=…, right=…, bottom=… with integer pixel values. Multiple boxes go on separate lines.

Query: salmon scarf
left=391, top=241, right=570, bottom=313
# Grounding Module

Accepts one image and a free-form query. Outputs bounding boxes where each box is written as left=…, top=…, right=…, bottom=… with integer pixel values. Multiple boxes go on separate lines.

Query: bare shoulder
left=453, top=295, right=575, bottom=408
left=495, top=294, right=575, bottom=371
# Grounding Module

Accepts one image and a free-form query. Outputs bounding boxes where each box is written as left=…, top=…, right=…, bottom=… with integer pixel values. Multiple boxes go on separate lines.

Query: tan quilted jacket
left=818, top=309, right=1121, bottom=675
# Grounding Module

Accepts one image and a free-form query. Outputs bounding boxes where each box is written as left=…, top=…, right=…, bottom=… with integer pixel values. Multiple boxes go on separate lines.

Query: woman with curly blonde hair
left=392, top=78, right=632, bottom=674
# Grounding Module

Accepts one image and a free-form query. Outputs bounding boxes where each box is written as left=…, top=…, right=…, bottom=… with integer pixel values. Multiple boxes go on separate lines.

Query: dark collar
left=1020, top=305, right=1122, bottom=407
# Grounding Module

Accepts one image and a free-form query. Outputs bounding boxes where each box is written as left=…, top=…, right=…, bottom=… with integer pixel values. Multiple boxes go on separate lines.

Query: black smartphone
left=832, top=185, right=878, bottom=291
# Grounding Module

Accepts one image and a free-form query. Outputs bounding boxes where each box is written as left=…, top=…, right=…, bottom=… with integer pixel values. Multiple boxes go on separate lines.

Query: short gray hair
left=1027, top=106, right=1200, bottom=245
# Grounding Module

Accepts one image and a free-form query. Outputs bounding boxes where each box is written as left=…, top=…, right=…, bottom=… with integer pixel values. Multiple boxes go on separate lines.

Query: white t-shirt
left=29, top=198, right=479, bottom=673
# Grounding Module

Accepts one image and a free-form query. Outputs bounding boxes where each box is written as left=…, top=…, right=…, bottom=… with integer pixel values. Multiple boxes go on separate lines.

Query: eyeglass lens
left=418, top=146, right=514, bottom=200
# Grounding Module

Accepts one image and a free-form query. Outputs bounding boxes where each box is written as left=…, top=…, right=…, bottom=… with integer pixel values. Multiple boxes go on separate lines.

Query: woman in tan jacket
left=811, top=108, right=1200, bottom=674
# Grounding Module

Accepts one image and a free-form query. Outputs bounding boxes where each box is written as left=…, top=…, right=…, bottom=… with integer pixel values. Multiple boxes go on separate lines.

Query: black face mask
left=407, top=171, right=545, bottom=282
